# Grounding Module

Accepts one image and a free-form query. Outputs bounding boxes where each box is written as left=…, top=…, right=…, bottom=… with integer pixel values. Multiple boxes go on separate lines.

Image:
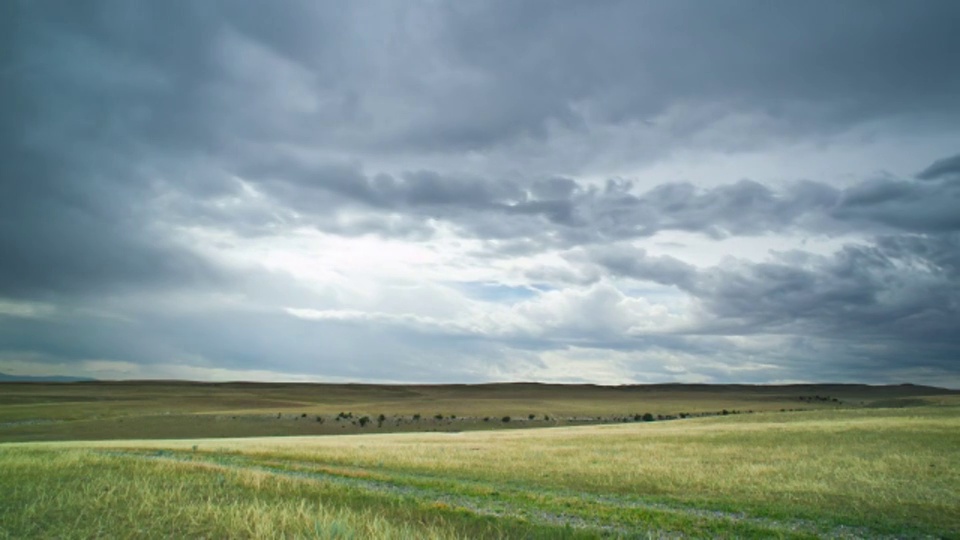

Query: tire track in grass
left=230, top=453, right=927, bottom=540
left=95, top=450, right=916, bottom=539
left=98, top=449, right=637, bottom=537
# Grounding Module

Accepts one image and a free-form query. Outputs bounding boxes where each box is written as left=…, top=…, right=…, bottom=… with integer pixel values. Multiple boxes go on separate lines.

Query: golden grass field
left=1, top=383, right=958, bottom=538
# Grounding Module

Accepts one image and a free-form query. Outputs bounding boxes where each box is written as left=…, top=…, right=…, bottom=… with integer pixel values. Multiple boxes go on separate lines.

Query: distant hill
left=0, top=372, right=95, bottom=383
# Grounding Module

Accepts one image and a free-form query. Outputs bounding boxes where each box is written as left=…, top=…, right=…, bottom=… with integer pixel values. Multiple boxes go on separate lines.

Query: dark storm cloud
left=0, top=302, right=525, bottom=383
left=584, top=248, right=698, bottom=291
left=831, top=176, right=960, bottom=232
left=0, top=124, right=222, bottom=299
left=917, top=153, right=960, bottom=181
left=7, top=0, right=960, bottom=277
left=588, top=232, right=960, bottom=375
left=4, top=0, right=960, bottom=384
left=246, top=157, right=959, bottom=248
left=1, top=1, right=230, bottom=298
left=3, top=0, right=368, bottom=296
left=434, top=0, right=960, bottom=146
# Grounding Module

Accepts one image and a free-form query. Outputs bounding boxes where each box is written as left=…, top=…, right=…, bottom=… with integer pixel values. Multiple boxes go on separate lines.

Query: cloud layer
left=3, top=1, right=959, bottom=386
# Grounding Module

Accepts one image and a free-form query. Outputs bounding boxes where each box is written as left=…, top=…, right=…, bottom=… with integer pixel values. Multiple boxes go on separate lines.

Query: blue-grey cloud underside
left=2, top=0, right=959, bottom=385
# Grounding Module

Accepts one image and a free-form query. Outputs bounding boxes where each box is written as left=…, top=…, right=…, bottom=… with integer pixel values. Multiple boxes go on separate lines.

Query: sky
left=3, top=1, right=959, bottom=386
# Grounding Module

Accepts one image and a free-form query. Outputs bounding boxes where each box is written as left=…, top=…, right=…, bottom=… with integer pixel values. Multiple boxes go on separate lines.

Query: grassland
left=1, top=383, right=958, bottom=538
left=1, top=381, right=953, bottom=442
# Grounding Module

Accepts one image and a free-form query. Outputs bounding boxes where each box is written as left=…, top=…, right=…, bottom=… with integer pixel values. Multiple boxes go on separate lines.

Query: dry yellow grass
left=12, top=404, right=954, bottom=537
left=5, top=388, right=959, bottom=538
left=0, top=447, right=468, bottom=539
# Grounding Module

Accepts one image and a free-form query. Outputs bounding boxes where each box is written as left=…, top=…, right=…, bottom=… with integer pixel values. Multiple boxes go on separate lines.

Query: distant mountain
left=0, top=372, right=96, bottom=383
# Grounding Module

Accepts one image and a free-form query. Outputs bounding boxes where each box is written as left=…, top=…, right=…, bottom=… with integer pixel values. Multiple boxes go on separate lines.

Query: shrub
left=434, top=413, right=444, bottom=420
left=412, top=414, right=421, bottom=421
left=528, top=414, right=536, bottom=420
left=358, top=416, right=370, bottom=427
left=502, top=416, right=511, bottom=423
left=642, top=413, right=655, bottom=422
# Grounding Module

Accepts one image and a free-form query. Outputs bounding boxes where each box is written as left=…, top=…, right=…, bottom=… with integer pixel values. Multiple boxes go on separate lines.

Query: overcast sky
left=3, top=1, right=959, bottom=386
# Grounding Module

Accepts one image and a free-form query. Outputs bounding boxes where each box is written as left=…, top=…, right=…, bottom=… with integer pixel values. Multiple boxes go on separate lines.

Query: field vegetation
left=2, top=389, right=958, bottom=538
left=1, top=381, right=953, bottom=442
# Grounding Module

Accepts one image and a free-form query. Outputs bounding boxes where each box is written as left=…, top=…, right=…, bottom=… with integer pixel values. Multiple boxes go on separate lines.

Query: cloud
left=580, top=247, right=698, bottom=290
left=917, top=153, right=960, bottom=180
left=0, top=146, right=223, bottom=299
left=586, top=233, right=960, bottom=376
left=435, top=1, right=960, bottom=147
left=235, top=162, right=959, bottom=250
left=3, top=1, right=959, bottom=386
left=831, top=176, right=960, bottom=232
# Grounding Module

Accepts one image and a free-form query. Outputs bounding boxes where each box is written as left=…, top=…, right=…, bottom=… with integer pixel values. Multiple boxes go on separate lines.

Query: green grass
left=2, top=381, right=955, bottom=442
left=3, top=405, right=958, bottom=538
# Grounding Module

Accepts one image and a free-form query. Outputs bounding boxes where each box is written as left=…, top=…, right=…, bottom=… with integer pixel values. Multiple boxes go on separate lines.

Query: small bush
left=358, top=416, right=370, bottom=427
left=642, top=413, right=655, bottom=422
left=502, top=416, right=511, bottom=423
left=412, top=414, right=421, bottom=421
left=434, top=413, right=444, bottom=420
left=528, top=414, right=536, bottom=420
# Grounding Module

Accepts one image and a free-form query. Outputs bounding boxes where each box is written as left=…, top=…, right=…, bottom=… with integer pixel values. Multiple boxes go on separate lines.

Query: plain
left=1, top=382, right=958, bottom=538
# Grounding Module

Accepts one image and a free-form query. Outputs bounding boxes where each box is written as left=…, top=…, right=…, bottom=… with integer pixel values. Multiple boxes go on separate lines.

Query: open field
left=2, top=383, right=957, bottom=537
left=1, top=381, right=956, bottom=442
left=2, top=404, right=958, bottom=538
